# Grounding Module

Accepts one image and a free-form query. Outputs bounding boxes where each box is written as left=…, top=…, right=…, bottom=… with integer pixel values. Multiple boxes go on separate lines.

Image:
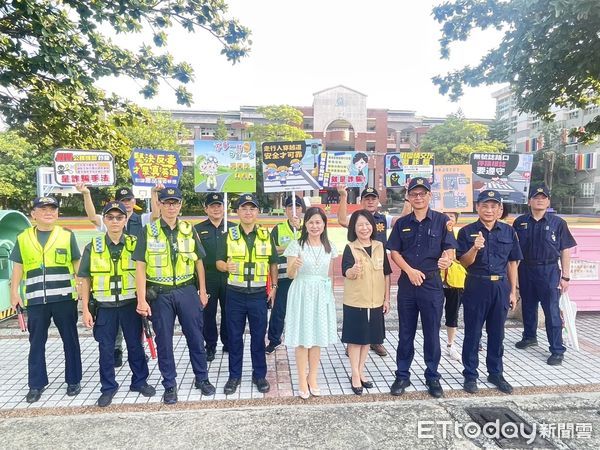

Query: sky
left=99, top=0, right=505, bottom=119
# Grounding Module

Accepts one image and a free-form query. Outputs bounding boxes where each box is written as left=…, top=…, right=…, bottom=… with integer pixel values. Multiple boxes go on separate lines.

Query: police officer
left=76, top=183, right=160, bottom=367
left=338, top=186, right=407, bottom=357
left=265, top=195, right=303, bottom=354
left=133, top=187, right=215, bottom=404
left=386, top=178, right=456, bottom=398
left=9, top=196, right=82, bottom=403
left=78, top=201, right=156, bottom=407
left=457, top=190, right=522, bottom=394
left=513, top=185, right=577, bottom=365
left=194, top=193, right=235, bottom=362
left=216, top=194, right=278, bottom=395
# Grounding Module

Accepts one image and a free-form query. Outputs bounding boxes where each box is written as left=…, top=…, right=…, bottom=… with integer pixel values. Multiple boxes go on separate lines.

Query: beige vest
left=343, top=240, right=386, bottom=308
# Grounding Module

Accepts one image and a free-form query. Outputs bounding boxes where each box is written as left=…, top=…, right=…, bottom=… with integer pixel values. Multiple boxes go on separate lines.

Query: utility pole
left=544, top=151, right=556, bottom=191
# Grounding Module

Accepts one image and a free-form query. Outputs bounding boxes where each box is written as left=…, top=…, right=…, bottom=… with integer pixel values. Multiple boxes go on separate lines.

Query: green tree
left=0, top=131, right=44, bottom=209
left=247, top=105, right=311, bottom=205
left=433, top=0, right=600, bottom=141
left=488, top=118, right=510, bottom=148
left=0, top=0, right=251, bottom=148
left=214, top=117, right=229, bottom=140
left=530, top=122, right=578, bottom=211
left=420, top=114, right=506, bottom=165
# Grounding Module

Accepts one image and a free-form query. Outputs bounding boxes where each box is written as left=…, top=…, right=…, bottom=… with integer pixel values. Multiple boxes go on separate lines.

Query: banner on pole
left=384, top=152, right=434, bottom=188
left=470, top=153, right=533, bottom=204
left=194, top=140, right=256, bottom=193
left=128, top=149, right=183, bottom=187
left=430, top=165, right=473, bottom=212
left=53, top=149, right=115, bottom=186
left=317, top=151, right=369, bottom=189
left=262, top=139, right=322, bottom=193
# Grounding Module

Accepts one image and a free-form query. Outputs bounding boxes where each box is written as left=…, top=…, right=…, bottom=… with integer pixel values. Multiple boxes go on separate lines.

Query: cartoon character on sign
left=266, top=163, right=278, bottom=181
left=351, top=152, right=368, bottom=177
left=277, top=166, right=289, bottom=185
left=199, top=155, right=219, bottom=191
left=242, top=142, right=255, bottom=160
left=389, top=172, right=400, bottom=186
left=290, top=159, right=302, bottom=175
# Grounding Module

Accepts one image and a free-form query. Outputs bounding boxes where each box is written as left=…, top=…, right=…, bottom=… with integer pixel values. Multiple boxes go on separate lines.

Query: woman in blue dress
left=284, top=207, right=338, bottom=399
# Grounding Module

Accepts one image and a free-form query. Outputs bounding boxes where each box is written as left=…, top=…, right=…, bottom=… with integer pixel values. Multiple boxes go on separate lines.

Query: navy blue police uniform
left=266, top=196, right=303, bottom=351
left=9, top=196, right=82, bottom=402
left=115, top=187, right=144, bottom=237
left=457, top=190, right=522, bottom=385
left=513, top=185, right=577, bottom=357
left=78, top=202, right=153, bottom=405
left=359, top=188, right=390, bottom=245
left=193, top=192, right=235, bottom=359
left=216, top=194, right=278, bottom=394
left=132, top=188, right=213, bottom=401
left=386, top=178, right=457, bottom=390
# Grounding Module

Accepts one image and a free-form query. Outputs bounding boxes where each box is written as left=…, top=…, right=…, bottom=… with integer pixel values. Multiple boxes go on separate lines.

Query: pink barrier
left=569, top=228, right=600, bottom=311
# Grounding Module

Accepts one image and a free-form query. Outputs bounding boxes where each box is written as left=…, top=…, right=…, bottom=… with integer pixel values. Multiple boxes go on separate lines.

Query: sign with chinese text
left=430, top=165, right=473, bottom=212
left=194, top=140, right=256, bottom=193
left=470, top=153, right=533, bottom=204
left=317, top=151, right=369, bottom=189
left=571, top=260, right=599, bottom=281
left=262, top=139, right=322, bottom=192
left=128, top=149, right=183, bottom=187
left=384, top=152, right=434, bottom=188
left=53, top=149, right=115, bottom=186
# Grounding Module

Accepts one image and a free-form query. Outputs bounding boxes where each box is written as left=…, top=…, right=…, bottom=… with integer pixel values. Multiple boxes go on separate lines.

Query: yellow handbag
left=443, top=261, right=466, bottom=289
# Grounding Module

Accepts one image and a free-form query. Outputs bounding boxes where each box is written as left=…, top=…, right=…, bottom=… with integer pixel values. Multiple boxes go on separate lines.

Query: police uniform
left=266, top=196, right=303, bottom=352
left=132, top=188, right=214, bottom=402
left=98, top=188, right=147, bottom=237
left=457, top=190, right=523, bottom=392
left=9, top=196, right=82, bottom=402
left=357, top=188, right=392, bottom=245
left=217, top=194, right=278, bottom=394
left=513, top=185, right=577, bottom=361
left=193, top=193, right=235, bottom=360
left=386, top=178, right=457, bottom=396
left=78, top=202, right=154, bottom=406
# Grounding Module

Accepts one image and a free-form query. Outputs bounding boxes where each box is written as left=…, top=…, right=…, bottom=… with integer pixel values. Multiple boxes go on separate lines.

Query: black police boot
left=390, top=378, right=411, bottom=396
left=26, top=388, right=45, bottom=403
left=426, top=379, right=444, bottom=398
left=252, top=377, right=270, bottom=393
left=97, top=390, right=116, bottom=408
left=66, top=383, right=81, bottom=396
left=463, top=379, right=478, bottom=394
left=130, top=383, right=156, bottom=397
left=224, top=378, right=240, bottom=395
left=487, top=374, right=513, bottom=394
left=515, top=338, right=538, bottom=349
left=205, top=347, right=216, bottom=362
left=195, top=379, right=216, bottom=396
left=547, top=353, right=564, bottom=366
left=163, top=386, right=178, bottom=404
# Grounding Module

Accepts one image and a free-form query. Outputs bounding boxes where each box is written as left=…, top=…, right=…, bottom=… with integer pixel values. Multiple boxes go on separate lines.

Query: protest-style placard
left=194, top=140, right=256, bottom=192
left=384, top=152, right=434, bottom=188
left=128, top=149, right=183, bottom=187
left=430, top=165, right=473, bottom=212
left=317, top=151, right=369, bottom=189
left=262, top=139, right=322, bottom=193
left=53, top=149, right=115, bottom=186
left=470, top=153, right=533, bottom=204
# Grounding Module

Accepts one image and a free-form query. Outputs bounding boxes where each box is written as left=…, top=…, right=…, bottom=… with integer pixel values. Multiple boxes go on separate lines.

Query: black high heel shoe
left=361, top=380, right=373, bottom=389
left=349, top=377, right=363, bottom=395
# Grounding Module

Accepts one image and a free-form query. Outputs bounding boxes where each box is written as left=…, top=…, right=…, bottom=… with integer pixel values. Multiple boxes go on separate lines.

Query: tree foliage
left=420, top=114, right=506, bottom=165
left=0, top=0, right=251, bottom=147
left=214, top=116, right=228, bottom=140
left=433, top=0, right=600, bottom=141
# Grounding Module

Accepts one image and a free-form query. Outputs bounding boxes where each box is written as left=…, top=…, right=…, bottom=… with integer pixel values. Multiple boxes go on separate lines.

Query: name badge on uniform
left=148, top=241, right=167, bottom=251
left=470, top=234, right=479, bottom=238
left=200, top=231, right=208, bottom=234
left=402, top=228, right=411, bottom=232
left=545, top=226, right=549, bottom=230
left=520, top=223, right=528, bottom=229
left=281, top=236, right=291, bottom=244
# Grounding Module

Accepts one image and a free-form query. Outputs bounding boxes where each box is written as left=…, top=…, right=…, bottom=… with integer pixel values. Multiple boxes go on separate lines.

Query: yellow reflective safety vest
left=274, top=221, right=301, bottom=279
left=145, top=219, right=198, bottom=285
left=18, top=226, right=76, bottom=306
left=89, top=235, right=137, bottom=303
left=226, top=225, right=272, bottom=288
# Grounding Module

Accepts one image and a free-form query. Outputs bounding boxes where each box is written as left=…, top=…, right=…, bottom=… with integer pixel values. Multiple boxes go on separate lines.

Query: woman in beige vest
left=342, top=210, right=391, bottom=395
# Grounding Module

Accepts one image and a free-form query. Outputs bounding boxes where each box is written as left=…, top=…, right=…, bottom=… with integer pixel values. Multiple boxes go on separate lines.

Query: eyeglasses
left=408, top=191, right=429, bottom=198
left=161, top=201, right=182, bottom=207
left=104, top=215, right=126, bottom=222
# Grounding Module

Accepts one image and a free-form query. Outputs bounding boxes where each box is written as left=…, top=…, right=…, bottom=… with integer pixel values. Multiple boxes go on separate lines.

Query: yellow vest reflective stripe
left=226, top=225, right=272, bottom=288
left=18, top=226, right=75, bottom=306
left=275, top=221, right=300, bottom=279
left=145, top=220, right=198, bottom=285
left=90, top=235, right=137, bottom=303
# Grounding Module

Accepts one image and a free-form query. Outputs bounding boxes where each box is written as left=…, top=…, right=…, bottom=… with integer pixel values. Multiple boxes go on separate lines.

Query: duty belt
left=148, top=279, right=196, bottom=294
left=523, top=259, right=557, bottom=266
left=467, top=274, right=504, bottom=281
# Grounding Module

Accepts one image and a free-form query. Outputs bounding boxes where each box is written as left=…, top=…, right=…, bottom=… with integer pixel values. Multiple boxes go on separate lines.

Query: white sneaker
left=447, top=345, right=461, bottom=361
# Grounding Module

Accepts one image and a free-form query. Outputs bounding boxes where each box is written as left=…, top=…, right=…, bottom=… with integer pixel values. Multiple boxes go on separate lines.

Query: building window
left=581, top=183, right=595, bottom=198
left=568, top=110, right=580, bottom=120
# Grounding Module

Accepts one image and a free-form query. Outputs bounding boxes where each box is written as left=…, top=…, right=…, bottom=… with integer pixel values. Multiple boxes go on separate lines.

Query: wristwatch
left=561, top=276, right=570, bottom=282
left=270, top=284, right=278, bottom=289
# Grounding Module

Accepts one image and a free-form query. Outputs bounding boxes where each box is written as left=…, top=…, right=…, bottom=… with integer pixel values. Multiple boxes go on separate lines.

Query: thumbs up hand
left=437, top=250, right=452, bottom=270
left=474, top=231, right=485, bottom=250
